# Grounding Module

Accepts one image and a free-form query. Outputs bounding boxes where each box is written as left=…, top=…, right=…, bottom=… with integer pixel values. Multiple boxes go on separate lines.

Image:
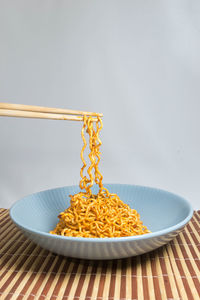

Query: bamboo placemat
left=0, top=208, right=199, bottom=300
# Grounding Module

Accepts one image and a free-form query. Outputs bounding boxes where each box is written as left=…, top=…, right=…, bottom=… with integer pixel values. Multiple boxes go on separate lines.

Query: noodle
left=50, top=115, right=150, bottom=238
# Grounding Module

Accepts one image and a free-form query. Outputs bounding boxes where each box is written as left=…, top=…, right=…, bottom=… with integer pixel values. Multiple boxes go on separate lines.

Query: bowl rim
left=10, top=183, right=194, bottom=243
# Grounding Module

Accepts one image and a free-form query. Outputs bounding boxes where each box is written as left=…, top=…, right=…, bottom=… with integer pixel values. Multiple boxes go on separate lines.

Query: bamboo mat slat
left=0, top=209, right=200, bottom=300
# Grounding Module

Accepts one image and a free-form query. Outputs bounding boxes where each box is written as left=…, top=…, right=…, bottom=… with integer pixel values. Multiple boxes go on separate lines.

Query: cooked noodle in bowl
left=9, top=106, right=193, bottom=259
left=50, top=116, right=150, bottom=238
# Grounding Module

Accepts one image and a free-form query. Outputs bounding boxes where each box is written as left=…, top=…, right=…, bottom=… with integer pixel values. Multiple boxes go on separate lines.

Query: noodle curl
left=50, top=116, right=150, bottom=238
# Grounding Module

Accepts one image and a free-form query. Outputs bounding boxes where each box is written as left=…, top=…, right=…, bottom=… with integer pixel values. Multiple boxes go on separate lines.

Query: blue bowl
left=10, top=184, right=193, bottom=260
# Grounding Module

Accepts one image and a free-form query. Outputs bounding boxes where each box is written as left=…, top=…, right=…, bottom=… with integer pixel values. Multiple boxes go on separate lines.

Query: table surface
left=0, top=208, right=200, bottom=300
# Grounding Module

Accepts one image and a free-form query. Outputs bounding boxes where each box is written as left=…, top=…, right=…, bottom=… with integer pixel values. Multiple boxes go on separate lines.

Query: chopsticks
left=0, top=103, right=103, bottom=121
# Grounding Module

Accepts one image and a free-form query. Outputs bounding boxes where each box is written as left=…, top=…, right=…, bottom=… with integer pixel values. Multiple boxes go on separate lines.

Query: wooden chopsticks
left=0, top=103, right=103, bottom=121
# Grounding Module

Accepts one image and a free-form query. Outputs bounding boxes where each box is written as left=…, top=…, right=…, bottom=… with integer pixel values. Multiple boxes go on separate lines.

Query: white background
left=0, top=1, right=200, bottom=209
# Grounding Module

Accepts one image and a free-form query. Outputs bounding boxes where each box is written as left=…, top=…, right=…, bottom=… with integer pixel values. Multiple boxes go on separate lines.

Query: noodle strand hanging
left=50, top=116, right=150, bottom=238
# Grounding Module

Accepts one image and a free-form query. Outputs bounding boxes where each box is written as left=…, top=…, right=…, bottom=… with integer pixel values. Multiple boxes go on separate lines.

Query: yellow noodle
left=50, top=115, right=150, bottom=238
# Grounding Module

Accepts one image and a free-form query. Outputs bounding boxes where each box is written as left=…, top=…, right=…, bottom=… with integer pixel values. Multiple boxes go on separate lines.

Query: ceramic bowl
left=10, top=184, right=193, bottom=260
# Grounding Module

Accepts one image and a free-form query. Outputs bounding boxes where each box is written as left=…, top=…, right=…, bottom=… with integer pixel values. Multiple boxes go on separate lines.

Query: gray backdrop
left=0, top=1, right=200, bottom=209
